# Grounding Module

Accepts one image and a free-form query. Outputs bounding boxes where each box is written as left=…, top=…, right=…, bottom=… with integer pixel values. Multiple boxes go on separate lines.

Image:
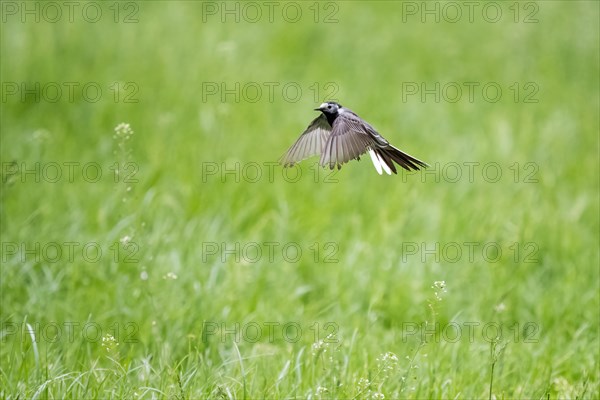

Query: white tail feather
left=368, top=149, right=383, bottom=175
left=377, top=152, right=392, bottom=175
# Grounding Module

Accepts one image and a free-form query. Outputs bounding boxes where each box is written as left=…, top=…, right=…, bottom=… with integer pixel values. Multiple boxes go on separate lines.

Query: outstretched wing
left=319, top=113, right=379, bottom=170
left=320, top=111, right=428, bottom=173
left=280, top=114, right=332, bottom=167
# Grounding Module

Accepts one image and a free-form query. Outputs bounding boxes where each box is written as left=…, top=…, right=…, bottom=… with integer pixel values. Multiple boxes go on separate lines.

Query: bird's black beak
left=314, top=107, right=322, bottom=111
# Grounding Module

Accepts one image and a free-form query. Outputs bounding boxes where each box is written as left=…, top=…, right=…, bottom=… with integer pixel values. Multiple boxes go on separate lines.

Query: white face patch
left=319, top=102, right=328, bottom=109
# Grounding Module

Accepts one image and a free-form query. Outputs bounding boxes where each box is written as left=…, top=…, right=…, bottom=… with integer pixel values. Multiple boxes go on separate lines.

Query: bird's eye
left=327, top=105, right=331, bottom=109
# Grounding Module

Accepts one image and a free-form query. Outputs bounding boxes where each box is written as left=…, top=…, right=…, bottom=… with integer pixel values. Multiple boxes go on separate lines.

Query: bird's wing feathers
left=319, top=113, right=379, bottom=169
left=280, top=114, right=332, bottom=167
left=282, top=108, right=428, bottom=173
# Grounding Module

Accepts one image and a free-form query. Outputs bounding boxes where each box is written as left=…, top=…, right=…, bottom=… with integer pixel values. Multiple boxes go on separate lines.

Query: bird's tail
left=374, top=146, right=429, bottom=174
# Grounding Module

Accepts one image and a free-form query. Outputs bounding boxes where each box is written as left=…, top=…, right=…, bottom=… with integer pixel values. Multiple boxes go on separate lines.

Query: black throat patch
left=322, top=111, right=338, bottom=126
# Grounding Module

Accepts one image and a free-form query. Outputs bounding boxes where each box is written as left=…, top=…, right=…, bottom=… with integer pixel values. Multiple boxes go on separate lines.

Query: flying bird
left=280, top=102, right=428, bottom=175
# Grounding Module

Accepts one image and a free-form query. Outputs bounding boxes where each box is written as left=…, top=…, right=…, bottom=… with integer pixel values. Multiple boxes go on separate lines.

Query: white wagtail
left=280, top=102, right=428, bottom=175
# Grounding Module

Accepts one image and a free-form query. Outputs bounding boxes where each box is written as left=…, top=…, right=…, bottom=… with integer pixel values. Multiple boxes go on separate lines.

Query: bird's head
left=315, top=101, right=342, bottom=115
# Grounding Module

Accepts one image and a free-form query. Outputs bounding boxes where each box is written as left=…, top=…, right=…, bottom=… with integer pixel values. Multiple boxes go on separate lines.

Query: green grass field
left=1, top=1, right=599, bottom=398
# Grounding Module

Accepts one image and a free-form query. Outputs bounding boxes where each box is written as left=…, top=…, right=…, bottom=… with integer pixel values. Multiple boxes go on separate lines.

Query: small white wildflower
left=372, top=392, right=385, bottom=400
left=378, top=352, right=398, bottom=364
left=120, top=235, right=132, bottom=245
left=312, top=334, right=336, bottom=356
left=357, top=377, right=372, bottom=397
left=140, top=271, right=148, bottom=281
left=315, top=386, right=328, bottom=395
left=432, top=280, right=447, bottom=301
left=312, top=340, right=325, bottom=355
left=377, top=352, right=399, bottom=377
left=114, top=123, right=134, bottom=138
left=102, top=334, right=118, bottom=352
left=163, top=272, right=178, bottom=280
left=494, top=302, right=506, bottom=313
left=432, top=280, right=446, bottom=290
left=357, top=377, right=370, bottom=390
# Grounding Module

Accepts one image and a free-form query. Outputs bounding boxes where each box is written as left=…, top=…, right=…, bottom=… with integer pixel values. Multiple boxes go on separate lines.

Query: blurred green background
left=1, top=1, right=598, bottom=398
